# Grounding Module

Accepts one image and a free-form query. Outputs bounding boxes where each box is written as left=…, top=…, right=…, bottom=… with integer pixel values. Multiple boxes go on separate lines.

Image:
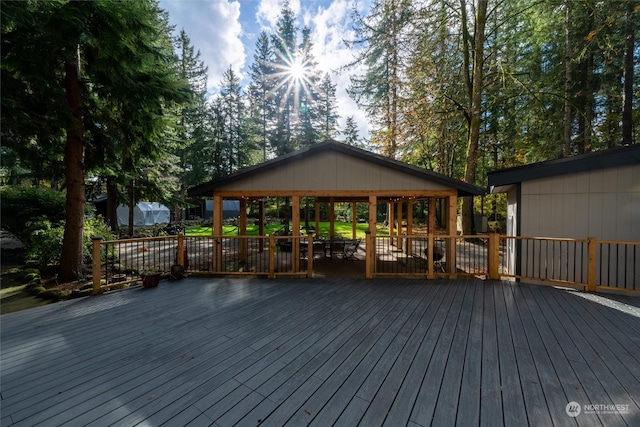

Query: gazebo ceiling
left=188, top=140, right=485, bottom=198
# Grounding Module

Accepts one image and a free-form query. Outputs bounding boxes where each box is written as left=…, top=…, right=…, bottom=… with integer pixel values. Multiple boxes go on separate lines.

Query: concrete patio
left=1, top=277, right=639, bottom=426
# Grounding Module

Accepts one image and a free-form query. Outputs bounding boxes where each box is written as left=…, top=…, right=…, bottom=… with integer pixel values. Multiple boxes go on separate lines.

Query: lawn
left=186, top=221, right=389, bottom=238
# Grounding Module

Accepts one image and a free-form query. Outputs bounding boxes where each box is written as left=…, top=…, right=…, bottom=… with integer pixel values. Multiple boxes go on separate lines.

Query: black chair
left=343, top=239, right=361, bottom=260
left=424, top=245, right=446, bottom=272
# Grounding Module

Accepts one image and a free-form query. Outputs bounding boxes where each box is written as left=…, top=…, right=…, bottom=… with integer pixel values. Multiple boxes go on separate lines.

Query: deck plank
left=1, top=278, right=638, bottom=427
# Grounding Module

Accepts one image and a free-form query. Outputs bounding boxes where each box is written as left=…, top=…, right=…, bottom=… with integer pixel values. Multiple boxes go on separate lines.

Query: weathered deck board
left=1, top=278, right=639, bottom=426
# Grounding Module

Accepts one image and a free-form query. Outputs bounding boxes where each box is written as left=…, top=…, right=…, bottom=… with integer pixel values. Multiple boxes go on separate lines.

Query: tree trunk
left=622, top=0, right=635, bottom=145
left=462, top=0, right=488, bottom=235
left=563, top=0, right=573, bottom=156
left=106, top=176, right=119, bottom=232
left=127, top=178, right=135, bottom=237
left=59, top=56, right=86, bottom=282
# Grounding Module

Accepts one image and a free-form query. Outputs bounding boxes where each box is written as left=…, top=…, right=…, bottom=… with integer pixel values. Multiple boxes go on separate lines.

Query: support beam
left=367, top=196, right=377, bottom=278
left=239, top=198, right=247, bottom=262
left=292, top=195, right=300, bottom=273
left=259, top=198, right=265, bottom=252
left=388, top=202, right=395, bottom=246
left=447, top=194, right=457, bottom=275
left=315, top=200, right=320, bottom=237
left=428, top=197, right=436, bottom=234
left=329, top=197, right=335, bottom=238
left=213, top=194, right=223, bottom=273
left=397, top=200, right=403, bottom=251
left=352, top=202, right=357, bottom=239
left=406, top=199, right=413, bottom=256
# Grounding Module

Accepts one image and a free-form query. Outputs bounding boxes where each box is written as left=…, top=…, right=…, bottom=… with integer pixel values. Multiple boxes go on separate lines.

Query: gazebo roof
left=189, top=140, right=484, bottom=198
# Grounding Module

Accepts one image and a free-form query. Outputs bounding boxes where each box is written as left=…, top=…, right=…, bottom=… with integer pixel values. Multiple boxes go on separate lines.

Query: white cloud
left=160, top=0, right=245, bottom=95
left=256, top=0, right=301, bottom=29
left=306, top=0, right=370, bottom=140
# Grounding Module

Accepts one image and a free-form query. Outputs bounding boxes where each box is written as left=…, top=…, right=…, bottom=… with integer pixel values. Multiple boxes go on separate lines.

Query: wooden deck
left=1, top=278, right=639, bottom=426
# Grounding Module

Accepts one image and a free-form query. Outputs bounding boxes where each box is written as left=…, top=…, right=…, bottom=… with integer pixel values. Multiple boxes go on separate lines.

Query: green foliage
left=83, top=217, right=115, bottom=264
left=0, top=187, right=66, bottom=243
left=26, top=220, right=65, bottom=268
left=8, top=202, right=115, bottom=269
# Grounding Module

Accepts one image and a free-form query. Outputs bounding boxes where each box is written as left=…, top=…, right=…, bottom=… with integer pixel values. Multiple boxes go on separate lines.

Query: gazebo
left=188, top=140, right=485, bottom=278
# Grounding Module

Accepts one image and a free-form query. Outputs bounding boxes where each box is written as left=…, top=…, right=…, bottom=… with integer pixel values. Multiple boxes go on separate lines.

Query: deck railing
left=91, top=234, right=312, bottom=294
left=92, top=233, right=638, bottom=295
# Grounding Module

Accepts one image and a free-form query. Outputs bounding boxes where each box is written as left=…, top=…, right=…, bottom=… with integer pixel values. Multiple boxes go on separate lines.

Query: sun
left=286, top=57, right=307, bottom=84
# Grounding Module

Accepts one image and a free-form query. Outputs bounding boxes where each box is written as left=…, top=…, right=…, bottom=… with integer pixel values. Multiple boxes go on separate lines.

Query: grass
left=186, top=221, right=389, bottom=238
left=1, top=265, right=51, bottom=315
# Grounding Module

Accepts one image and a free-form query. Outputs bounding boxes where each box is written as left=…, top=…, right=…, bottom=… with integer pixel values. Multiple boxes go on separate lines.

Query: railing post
left=427, top=234, right=435, bottom=280
left=488, top=233, right=500, bottom=280
left=586, top=237, right=597, bottom=292
left=177, top=233, right=185, bottom=266
left=365, top=232, right=373, bottom=279
left=91, top=236, right=103, bottom=295
left=269, top=234, right=276, bottom=279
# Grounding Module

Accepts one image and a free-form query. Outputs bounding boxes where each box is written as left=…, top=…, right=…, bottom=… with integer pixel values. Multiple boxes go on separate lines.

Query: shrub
left=26, top=220, right=65, bottom=268
left=83, top=217, right=115, bottom=264
left=0, top=187, right=66, bottom=244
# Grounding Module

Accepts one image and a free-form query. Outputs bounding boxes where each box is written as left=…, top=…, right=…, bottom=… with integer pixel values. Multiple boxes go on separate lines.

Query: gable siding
left=219, top=151, right=451, bottom=193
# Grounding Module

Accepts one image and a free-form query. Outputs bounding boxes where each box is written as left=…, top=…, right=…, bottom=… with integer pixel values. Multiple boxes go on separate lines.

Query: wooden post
left=447, top=194, right=457, bottom=275
left=389, top=201, right=395, bottom=246
left=269, top=234, right=276, bottom=279
left=488, top=232, right=500, bottom=280
left=329, top=197, right=335, bottom=238
left=213, top=194, right=223, bottom=273
left=315, top=200, right=320, bottom=237
left=427, top=233, right=435, bottom=280
left=352, top=202, right=357, bottom=239
left=292, top=196, right=300, bottom=273
left=307, top=236, right=313, bottom=278
left=259, top=198, right=265, bottom=252
left=239, top=198, right=247, bottom=262
left=91, top=236, right=103, bottom=295
left=367, top=196, right=377, bottom=278
left=397, top=200, right=403, bottom=252
left=586, top=237, right=597, bottom=292
left=406, top=199, right=413, bottom=256
left=177, top=233, right=185, bottom=266
left=428, top=197, right=436, bottom=234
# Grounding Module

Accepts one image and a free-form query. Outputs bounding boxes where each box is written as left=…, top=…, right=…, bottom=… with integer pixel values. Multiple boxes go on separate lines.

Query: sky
left=159, top=0, right=372, bottom=140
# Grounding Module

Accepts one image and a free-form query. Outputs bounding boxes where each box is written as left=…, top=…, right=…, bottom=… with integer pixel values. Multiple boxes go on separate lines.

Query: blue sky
left=159, top=0, right=371, bottom=138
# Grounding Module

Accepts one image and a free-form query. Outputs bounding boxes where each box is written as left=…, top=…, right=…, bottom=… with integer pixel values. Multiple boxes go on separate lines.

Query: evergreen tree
left=343, top=116, right=364, bottom=148
left=2, top=0, right=190, bottom=279
left=171, top=28, right=209, bottom=221
left=219, top=65, right=249, bottom=174
left=270, top=1, right=298, bottom=155
left=318, top=73, right=340, bottom=140
left=346, top=0, right=413, bottom=158
left=247, top=31, right=275, bottom=161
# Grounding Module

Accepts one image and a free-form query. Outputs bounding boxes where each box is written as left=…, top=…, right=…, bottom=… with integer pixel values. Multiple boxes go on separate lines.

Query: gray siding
left=220, top=151, right=452, bottom=193
left=519, top=163, right=640, bottom=241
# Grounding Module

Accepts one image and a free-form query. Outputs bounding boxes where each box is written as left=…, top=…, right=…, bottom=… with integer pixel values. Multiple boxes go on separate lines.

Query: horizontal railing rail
left=91, top=233, right=638, bottom=295
left=370, top=234, right=495, bottom=279
left=91, top=235, right=180, bottom=293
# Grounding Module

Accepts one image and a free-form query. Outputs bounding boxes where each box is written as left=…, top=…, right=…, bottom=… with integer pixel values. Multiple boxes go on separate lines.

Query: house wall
left=519, top=163, right=640, bottom=241
left=507, top=163, right=639, bottom=288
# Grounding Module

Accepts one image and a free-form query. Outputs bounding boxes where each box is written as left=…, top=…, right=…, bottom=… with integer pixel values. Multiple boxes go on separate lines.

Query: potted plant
left=138, top=245, right=161, bottom=288
left=140, top=268, right=162, bottom=288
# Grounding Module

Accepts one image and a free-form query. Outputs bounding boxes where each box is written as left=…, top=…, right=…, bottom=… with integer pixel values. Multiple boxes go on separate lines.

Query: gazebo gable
left=189, top=140, right=484, bottom=197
